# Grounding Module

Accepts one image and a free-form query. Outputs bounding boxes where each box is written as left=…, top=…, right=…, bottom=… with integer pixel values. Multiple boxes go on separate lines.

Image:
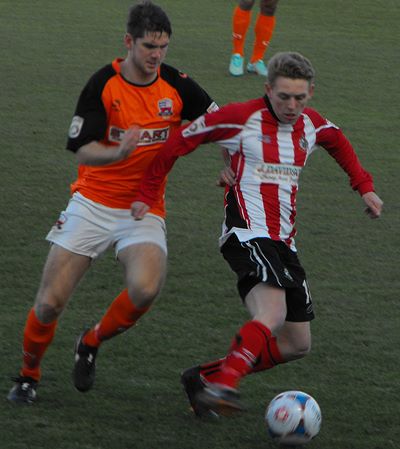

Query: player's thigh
left=118, top=242, right=167, bottom=307
left=277, top=321, right=311, bottom=358
left=245, top=283, right=287, bottom=332
left=35, top=244, right=91, bottom=321
left=46, top=193, right=115, bottom=258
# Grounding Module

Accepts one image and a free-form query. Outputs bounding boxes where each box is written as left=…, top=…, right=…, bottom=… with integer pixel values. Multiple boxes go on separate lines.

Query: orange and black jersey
left=67, top=58, right=217, bottom=215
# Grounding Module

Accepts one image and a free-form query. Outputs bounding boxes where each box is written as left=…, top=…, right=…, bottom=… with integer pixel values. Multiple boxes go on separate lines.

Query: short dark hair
left=267, top=52, right=315, bottom=86
left=127, top=1, right=172, bottom=39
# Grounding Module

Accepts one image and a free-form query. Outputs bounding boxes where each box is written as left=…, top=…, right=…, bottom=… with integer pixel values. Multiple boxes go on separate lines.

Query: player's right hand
left=131, top=201, right=150, bottom=220
left=115, top=126, right=141, bottom=160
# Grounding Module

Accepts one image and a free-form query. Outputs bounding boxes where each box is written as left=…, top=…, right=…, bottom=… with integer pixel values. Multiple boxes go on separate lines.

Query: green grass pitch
left=0, top=1, right=398, bottom=448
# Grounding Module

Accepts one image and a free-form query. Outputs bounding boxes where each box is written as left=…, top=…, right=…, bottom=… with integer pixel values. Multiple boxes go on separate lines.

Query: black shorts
left=221, top=235, right=315, bottom=322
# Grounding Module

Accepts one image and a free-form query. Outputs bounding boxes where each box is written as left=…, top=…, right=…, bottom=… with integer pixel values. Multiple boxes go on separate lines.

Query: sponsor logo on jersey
left=68, top=116, right=84, bottom=138
left=158, top=98, right=173, bottom=117
left=254, top=163, right=302, bottom=186
left=108, top=126, right=170, bottom=146
left=258, top=134, right=272, bottom=144
left=182, top=116, right=206, bottom=138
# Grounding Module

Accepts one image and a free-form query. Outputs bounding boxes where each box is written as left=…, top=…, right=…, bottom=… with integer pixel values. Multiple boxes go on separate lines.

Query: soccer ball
left=265, top=390, right=322, bottom=445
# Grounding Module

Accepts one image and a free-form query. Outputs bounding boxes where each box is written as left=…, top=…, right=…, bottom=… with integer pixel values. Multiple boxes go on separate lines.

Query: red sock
left=199, top=359, right=225, bottom=383
left=199, top=335, right=284, bottom=382
left=21, top=308, right=58, bottom=381
left=211, top=320, right=282, bottom=389
left=83, top=289, right=149, bottom=347
left=252, top=334, right=284, bottom=372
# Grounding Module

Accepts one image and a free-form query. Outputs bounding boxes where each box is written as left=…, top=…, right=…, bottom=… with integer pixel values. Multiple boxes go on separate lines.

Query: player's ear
left=124, top=33, right=133, bottom=50
left=265, top=83, right=272, bottom=96
left=308, top=83, right=315, bottom=99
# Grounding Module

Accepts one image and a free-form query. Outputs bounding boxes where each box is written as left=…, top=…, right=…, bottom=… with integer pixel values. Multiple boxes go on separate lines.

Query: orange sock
left=21, top=308, right=58, bottom=381
left=83, top=289, right=149, bottom=347
left=250, top=14, right=276, bottom=63
left=232, top=6, right=252, bottom=56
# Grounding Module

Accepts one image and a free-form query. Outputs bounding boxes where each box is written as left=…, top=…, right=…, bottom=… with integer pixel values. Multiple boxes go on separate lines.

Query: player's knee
left=260, top=0, right=278, bottom=15
left=239, top=0, right=255, bottom=11
left=292, top=340, right=311, bottom=359
left=127, top=280, right=162, bottom=308
left=33, top=301, right=63, bottom=323
left=35, top=283, right=71, bottom=322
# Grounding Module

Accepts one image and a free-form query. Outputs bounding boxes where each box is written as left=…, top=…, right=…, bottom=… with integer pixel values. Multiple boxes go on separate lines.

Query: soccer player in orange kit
left=7, top=1, right=218, bottom=404
left=229, top=0, right=279, bottom=77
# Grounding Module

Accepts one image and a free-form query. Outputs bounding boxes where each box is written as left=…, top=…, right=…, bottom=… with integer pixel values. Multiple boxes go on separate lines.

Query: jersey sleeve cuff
left=357, top=181, right=375, bottom=196
left=134, top=192, right=155, bottom=208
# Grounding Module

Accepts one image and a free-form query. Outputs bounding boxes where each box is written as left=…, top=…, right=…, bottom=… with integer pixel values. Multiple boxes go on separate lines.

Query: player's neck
left=120, top=59, right=157, bottom=85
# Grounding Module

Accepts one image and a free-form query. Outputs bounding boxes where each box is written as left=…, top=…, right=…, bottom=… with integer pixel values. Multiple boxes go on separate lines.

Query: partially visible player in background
left=132, top=51, right=383, bottom=417
left=229, top=0, right=279, bottom=77
left=7, top=0, right=218, bottom=405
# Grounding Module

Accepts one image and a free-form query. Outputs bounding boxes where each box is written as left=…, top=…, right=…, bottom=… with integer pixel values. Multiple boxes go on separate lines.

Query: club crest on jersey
left=299, top=135, right=309, bottom=152
left=158, top=98, right=173, bottom=117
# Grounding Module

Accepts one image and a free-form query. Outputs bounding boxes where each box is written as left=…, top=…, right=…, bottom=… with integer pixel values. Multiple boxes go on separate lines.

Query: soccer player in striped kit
left=132, top=51, right=383, bottom=416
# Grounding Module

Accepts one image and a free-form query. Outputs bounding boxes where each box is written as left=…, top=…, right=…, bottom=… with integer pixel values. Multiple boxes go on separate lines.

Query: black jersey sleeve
left=160, top=64, right=217, bottom=121
left=66, top=64, right=115, bottom=152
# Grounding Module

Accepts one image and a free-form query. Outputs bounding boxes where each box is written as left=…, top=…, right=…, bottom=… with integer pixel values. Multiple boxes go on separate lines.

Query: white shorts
left=46, top=192, right=167, bottom=259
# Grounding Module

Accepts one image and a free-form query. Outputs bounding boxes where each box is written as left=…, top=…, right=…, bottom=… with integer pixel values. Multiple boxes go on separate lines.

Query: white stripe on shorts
left=242, top=240, right=283, bottom=287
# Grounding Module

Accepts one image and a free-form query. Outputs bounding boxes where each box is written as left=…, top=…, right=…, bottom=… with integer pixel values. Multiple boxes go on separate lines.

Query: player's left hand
left=362, top=191, right=383, bottom=219
left=217, top=166, right=236, bottom=187
left=131, top=201, right=150, bottom=220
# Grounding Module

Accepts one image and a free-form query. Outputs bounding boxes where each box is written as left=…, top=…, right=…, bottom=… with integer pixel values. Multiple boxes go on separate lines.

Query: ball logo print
left=275, top=406, right=290, bottom=422
left=265, top=391, right=322, bottom=445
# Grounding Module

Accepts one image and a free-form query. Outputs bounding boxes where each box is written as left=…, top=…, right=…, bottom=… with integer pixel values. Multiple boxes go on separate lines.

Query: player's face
left=265, top=77, right=314, bottom=124
left=125, top=31, right=169, bottom=82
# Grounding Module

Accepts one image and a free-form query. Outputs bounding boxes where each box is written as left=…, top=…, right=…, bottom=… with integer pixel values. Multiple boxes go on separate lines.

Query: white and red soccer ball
left=265, top=390, right=322, bottom=445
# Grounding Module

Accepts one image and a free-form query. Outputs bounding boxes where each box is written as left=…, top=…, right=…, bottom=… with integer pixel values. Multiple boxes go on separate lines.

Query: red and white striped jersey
left=137, top=96, right=374, bottom=251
